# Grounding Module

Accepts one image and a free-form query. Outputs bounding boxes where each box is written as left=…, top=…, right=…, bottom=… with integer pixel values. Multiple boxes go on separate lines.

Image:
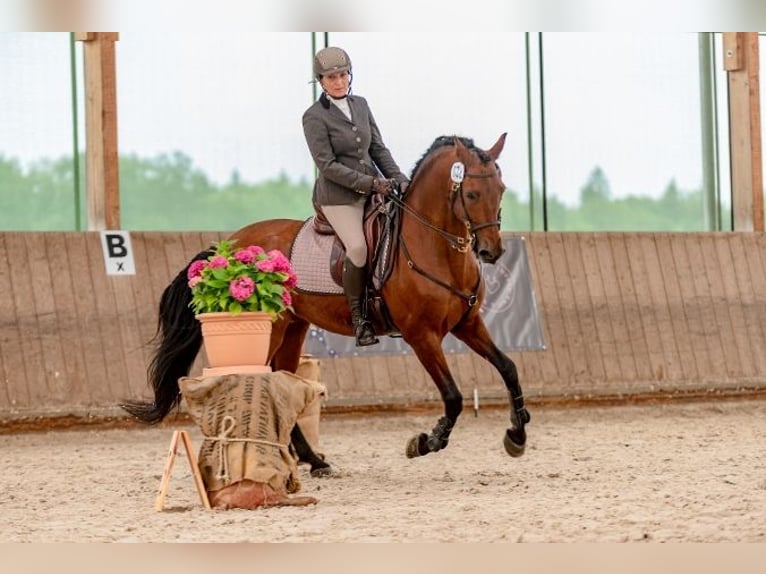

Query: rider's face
left=321, top=71, right=350, bottom=99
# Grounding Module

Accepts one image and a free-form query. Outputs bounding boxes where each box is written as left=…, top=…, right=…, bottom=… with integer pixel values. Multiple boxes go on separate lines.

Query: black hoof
left=503, top=428, right=526, bottom=458
left=310, top=465, right=336, bottom=478
left=406, top=433, right=429, bottom=458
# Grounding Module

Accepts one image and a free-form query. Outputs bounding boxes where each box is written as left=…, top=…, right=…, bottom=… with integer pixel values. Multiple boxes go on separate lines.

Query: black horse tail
left=120, top=248, right=213, bottom=424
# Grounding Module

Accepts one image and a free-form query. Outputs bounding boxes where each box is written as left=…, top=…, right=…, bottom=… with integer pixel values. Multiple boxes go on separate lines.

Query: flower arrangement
left=187, top=239, right=297, bottom=320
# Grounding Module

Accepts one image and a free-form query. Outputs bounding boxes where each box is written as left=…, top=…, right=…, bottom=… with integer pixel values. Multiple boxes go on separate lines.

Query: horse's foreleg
left=403, top=334, right=463, bottom=458
left=452, top=315, right=530, bottom=457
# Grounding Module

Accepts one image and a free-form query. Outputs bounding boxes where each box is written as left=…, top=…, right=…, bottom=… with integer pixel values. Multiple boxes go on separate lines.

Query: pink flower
left=187, top=260, right=207, bottom=280
left=267, top=249, right=292, bottom=273
left=234, top=249, right=255, bottom=265
left=209, top=255, right=229, bottom=269
left=247, top=245, right=265, bottom=256
left=188, top=276, right=203, bottom=288
left=229, top=277, right=255, bottom=301
left=284, top=270, right=298, bottom=287
left=281, top=290, right=292, bottom=307
left=256, top=259, right=275, bottom=273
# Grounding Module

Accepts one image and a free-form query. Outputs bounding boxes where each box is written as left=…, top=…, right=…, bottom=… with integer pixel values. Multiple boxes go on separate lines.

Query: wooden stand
left=155, top=430, right=211, bottom=511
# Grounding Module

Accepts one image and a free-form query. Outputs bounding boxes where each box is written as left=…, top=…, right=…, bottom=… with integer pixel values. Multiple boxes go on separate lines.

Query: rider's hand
left=399, top=180, right=409, bottom=195
left=371, top=177, right=395, bottom=196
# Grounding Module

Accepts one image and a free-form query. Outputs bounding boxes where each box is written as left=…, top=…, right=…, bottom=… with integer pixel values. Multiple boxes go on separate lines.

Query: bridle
left=390, top=164, right=502, bottom=255
left=389, top=160, right=503, bottom=311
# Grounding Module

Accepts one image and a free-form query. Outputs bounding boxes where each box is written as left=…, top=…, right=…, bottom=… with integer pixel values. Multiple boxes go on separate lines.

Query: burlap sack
left=179, top=371, right=321, bottom=500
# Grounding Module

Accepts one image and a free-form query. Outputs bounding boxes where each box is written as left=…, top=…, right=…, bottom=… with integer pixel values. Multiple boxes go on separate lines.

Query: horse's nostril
left=479, top=249, right=496, bottom=263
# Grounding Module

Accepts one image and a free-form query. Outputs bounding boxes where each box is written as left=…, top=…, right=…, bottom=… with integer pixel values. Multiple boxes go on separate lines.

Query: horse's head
left=451, top=133, right=507, bottom=264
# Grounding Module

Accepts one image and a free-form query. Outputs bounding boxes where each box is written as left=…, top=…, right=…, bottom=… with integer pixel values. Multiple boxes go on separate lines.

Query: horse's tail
left=120, top=248, right=213, bottom=424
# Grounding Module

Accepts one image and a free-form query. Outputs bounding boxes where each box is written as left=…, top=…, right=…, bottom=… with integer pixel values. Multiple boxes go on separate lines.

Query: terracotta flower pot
left=196, top=312, right=273, bottom=375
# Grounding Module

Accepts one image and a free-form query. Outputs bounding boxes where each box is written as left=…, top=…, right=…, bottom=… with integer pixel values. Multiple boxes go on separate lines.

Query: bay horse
left=122, top=133, right=529, bottom=471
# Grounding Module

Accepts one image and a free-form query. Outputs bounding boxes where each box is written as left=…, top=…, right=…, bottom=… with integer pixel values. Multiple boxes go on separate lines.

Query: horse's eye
left=465, top=191, right=478, bottom=201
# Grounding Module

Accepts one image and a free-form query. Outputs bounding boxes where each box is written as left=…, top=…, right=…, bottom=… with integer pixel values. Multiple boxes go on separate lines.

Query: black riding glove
left=371, top=177, right=395, bottom=196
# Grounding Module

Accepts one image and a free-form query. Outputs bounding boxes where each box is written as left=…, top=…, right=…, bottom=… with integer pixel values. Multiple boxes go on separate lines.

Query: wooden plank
left=729, top=235, right=766, bottom=374
left=712, top=234, right=756, bottom=377
left=637, top=234, right=684, bottom=382
left=110, top=262, right=145, bottom=398
left=621, top=234, right=663, bottom=383
left=727, top=33, right=764, bottom=231
left=739, top=234, right=766, bottom=372
left=611, top=234, right=653, bottom=384
left=155, top=430, right=181, bottom=511
left=669, top=235, right=713, bottom=385
left=527, top=233, right=561, bottom=386
left=69, top=234, right=112, bottom=404
left=546, top=233, right=585, bottom=383
left=698, top=235, right=740, bottom=379
left=519, top=234, right=551, bottom=387
left=86, top=232, right=129, bottom=402
left=578, top=233, right=620, bottom=382
left=25, top=233, right=67, bottom=404
left=596, top=233, right=636, bottom=382
left=0, top=234, right=28, bottom=408
left=123, top=233, right=158, bottom=403
left=653, top=234, right=698, bottom=382
left=5, top=234, right=46, bottom=408
left=531, top=233, right=569, bottom=386
left=570, top=233, right=606, bottom=382
left=179, top=431, right=211, bottom=510
left=80, top=33, right=120, bottom=229
left=685, top=235, right=727, bottom=380
left=330, top=355, right=355, bottom=399
left=45, top=233, right=89, bottom=405
left=722, top=32, right=744, bottom=71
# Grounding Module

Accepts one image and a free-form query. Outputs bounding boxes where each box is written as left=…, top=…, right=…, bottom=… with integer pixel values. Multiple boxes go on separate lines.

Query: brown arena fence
left=1, top=231, right=765, bottom=422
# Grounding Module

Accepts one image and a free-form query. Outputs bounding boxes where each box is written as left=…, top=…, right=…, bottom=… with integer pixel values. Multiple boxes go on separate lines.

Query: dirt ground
left=1, top=398, right=765, bottom=542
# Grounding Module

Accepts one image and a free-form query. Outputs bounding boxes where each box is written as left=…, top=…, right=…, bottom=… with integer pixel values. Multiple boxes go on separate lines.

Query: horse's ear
left=487, top=132, right=507, bottom=161
left=453, top=136, right=472, bottom=163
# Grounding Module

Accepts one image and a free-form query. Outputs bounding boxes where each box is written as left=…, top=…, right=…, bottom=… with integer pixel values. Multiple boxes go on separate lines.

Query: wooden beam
left=77, top=33, right=121, bottom=230
left=724, top=32, right=764, bottom=231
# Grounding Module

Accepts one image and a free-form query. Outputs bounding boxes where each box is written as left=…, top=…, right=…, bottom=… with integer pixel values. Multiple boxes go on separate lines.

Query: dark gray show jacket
left=302, top=94, right=408, bottom=206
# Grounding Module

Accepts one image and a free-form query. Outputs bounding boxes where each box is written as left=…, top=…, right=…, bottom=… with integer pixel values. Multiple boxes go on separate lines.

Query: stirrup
left=355, top=321, right=379, bottom=347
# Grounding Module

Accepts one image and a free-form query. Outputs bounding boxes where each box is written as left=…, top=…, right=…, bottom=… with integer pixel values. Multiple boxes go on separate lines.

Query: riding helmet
left=314, top=46, right=352, bottom=78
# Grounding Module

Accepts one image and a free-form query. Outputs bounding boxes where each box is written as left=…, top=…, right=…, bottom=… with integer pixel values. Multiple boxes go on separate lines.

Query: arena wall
left=1, top=231, right=765, bottom=420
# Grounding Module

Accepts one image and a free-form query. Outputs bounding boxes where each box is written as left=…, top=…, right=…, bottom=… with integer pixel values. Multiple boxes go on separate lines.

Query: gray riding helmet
left=314, top=46, right=352, bottom=78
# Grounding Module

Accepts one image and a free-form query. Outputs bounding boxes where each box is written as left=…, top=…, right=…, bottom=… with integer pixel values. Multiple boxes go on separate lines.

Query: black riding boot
left=342, top=259, right=379, bottom=347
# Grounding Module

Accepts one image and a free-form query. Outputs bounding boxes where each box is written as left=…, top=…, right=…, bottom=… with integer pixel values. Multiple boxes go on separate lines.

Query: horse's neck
left=400, top=189, right=480, bottom=283
left=404, top=182, right=469, bottom=243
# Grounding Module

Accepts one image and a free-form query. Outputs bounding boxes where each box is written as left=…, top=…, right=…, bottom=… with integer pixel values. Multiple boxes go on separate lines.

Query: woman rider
left=302, top=46, right=409, bottom=346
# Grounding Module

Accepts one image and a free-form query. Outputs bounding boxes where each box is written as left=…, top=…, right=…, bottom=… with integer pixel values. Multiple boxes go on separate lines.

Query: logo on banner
left=100, top=231, right=136, bottom=275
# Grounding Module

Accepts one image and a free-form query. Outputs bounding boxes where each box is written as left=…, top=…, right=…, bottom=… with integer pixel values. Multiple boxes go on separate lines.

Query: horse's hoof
left=310, top=465, right=336, bottom=478
left=503, top=428, right=526, bottom=458
left=406, top=433, right=429, bottom=458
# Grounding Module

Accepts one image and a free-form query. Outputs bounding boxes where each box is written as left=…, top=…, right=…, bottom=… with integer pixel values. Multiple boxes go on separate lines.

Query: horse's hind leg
left=271, top=317, right=334, bottom=477
left=403, top=333, right=463, bottom=458
left=452, top=314, right=530, bottom=457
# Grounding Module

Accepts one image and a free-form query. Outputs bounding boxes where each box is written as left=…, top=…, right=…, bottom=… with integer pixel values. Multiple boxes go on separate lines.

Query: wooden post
left=75, top=33, right=121, bottom=230
left=155, top=430, right=211, bottom=511
left=723, top=32, right=764, bottom=231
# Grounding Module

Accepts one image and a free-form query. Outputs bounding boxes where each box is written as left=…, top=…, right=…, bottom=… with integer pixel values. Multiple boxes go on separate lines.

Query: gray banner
left=303, top=235, right=546, bottom=358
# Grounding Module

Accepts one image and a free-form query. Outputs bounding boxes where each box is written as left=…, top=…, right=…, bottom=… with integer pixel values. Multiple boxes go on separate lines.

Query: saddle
left=311, top=193, right=402, bottom=336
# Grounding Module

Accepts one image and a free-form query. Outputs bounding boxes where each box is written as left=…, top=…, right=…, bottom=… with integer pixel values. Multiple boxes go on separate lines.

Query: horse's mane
left=410, top=135, right=492, bottom=180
